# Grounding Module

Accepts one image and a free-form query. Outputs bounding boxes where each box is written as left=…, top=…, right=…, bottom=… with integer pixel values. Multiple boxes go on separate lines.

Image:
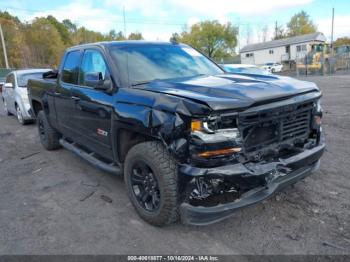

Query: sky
left=0, top=0, right=349, bottom=48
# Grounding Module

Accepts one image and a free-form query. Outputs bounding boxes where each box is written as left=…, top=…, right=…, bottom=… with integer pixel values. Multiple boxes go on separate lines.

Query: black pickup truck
left=28, top=41, right=325, bottom=226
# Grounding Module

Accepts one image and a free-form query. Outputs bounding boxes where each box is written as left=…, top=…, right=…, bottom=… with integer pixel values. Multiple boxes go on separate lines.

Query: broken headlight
left=313, top=99, right=323, bottom=128
left=190, top=116, right=242, bottom=159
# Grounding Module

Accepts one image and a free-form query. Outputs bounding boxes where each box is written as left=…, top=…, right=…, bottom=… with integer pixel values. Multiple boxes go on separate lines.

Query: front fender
left=113, top=101, right=191, bottom=162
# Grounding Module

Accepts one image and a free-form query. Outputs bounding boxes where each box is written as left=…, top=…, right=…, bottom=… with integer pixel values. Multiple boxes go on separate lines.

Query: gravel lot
left=0, top=74, right=349, bottom=255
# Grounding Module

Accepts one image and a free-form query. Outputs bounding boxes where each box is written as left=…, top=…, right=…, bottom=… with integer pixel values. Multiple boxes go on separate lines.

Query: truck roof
left=66, top=41, right=185, bottom=51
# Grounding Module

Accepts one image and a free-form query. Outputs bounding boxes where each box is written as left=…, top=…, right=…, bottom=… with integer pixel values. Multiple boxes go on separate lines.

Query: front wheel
left=16, top=105, right=25, bottom=125
left=124, top=141, right=179, bottom=226
left=37, top=110, right=61, bottom=150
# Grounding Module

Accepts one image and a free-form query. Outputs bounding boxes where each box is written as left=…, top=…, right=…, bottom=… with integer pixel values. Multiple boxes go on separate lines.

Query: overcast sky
left=1, top=0, right=349, bottom=46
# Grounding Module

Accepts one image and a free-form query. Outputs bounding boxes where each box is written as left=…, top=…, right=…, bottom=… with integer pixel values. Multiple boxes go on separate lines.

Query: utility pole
left=123, top=6, right=127, bottom=39
left=0, top=23, right=9, bottom=69
left=330, top=7, right=335, bottom=55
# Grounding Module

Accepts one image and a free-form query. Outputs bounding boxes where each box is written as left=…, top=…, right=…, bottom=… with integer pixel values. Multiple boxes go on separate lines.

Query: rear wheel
left=124, top=141, right=179, bottom=226
left=37, top=110, right=61, bottom=150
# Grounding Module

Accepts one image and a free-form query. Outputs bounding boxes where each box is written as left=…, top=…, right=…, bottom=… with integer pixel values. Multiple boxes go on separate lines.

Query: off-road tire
left=124, top=141, right=179, bottom=226
left=37, top=110, right=61, bottom=150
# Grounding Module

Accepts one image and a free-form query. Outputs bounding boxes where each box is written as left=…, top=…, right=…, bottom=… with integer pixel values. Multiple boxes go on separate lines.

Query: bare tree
left=262, top=25, right=269, bottom=42
left=245, top=24, right=252, bottom=45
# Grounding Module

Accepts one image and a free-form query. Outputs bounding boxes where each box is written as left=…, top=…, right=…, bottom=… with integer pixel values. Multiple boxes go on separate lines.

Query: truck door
left=55, top=50, right=82, bottom=139
left=69, top=48, right=114, bottom=160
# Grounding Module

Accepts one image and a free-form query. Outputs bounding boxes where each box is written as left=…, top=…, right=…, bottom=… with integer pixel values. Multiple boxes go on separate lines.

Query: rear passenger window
left=61, top=51, right=81, bottom=84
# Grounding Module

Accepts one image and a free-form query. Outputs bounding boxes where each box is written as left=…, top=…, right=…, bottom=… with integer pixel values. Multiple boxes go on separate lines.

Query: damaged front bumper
left=179, top=139, right=325, bottom=225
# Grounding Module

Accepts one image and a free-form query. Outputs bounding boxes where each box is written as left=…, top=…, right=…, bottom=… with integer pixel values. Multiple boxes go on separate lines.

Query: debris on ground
left=80, top=190, right=95, bottom=202
left=100, top=194, right=113, bottom=203
left=286, top=233, right=301, bottom=241
left=32, top=168, right=42, bottom=175
left=20, top=151, right=40, bottom=160
left=81, top=181, right=100, bottom=187
left=322, top=241, right=348, bottom=251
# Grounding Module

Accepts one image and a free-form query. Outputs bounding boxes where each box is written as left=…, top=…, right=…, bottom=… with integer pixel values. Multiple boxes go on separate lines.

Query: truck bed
left=28, top=78, right=57, bottom=103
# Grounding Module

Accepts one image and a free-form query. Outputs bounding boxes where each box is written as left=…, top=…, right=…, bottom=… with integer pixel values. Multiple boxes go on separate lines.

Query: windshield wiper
left=131, top=80, right=151, bottom=87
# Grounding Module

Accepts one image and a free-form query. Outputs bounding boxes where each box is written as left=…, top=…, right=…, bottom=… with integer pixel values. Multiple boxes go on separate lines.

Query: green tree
left=128, top=32, right=143, bottom=40
left=46, top=15, right=71, bottom=45
left=333, top=37, right=350, bottom=47
left=0, top=12, right=27, bottom=68
left=106, top=30, right=125, bottom=41
left=24, top=17, right=65, bottom=67
left=287, top=11, right=317, bottom=37
left=62, top=19, right=77, bottom=33
left=169, top=33, right=180, bottom=43
left=175, top=20, right=238, bottom=60
left=70, top=26, right=107, bottom=45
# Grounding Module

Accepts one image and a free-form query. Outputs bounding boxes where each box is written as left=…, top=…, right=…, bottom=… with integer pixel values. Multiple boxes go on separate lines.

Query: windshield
left=223, top=65, right=271, bottom=75
left=17, top=73, right=44, bottom=87
left=109, top=45, right=223, bottom=86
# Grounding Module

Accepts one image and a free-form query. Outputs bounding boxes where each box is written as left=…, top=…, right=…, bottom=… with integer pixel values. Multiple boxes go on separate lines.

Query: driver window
left=80, top=50, right=109, bottom=87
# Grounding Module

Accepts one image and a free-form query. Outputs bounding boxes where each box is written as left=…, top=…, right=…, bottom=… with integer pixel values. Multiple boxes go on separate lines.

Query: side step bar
left=59, top=138, right=122, bottom=175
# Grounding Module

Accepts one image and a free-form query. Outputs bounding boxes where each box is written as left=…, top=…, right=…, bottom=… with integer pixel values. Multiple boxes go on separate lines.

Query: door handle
left=71, top=96, right=80, bottom=101
left=54, top=92, right=61, bottom=96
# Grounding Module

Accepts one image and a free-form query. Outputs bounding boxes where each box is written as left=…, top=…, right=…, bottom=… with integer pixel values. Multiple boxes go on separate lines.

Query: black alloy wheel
left=130, top=160, right=161, bottom=211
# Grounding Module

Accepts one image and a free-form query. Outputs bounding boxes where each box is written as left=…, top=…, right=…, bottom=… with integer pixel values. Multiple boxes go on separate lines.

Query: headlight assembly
left=190, top=118, right=242, bottom=158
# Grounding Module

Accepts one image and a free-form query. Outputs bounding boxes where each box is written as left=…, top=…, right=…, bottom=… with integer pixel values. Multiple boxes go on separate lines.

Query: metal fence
left=295, top=52, right=350, bottom=76
left=0, top=68, right=15, bottom=79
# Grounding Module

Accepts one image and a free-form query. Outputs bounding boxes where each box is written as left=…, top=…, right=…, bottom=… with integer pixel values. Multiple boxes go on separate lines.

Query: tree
left=273, top=24, right=286, bottom=40
left=0, top=12, right=27, bottom=68
left=106, top=30, right=125, bottom=41
left=169, top=33, right=180, bottom=43
left=175, top=20, right=238, bottom=60
left=24, top=18, right=65, bottom=67
left=333, top=37, right=350, bottom=47
left=0, top=10, right=146, bottom=68
left=262, top=25, right=269, bottom=42
left=128, top=32, right=143, bottom=40
left=62, top=19, right=77, bottom=33
left=47, top=15, right=71, bottom=45
left=287, top=11, right=317, bottom=37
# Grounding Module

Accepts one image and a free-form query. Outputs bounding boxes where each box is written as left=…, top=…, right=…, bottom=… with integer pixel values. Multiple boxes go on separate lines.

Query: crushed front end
left=179, top=92, right=325, bottom=225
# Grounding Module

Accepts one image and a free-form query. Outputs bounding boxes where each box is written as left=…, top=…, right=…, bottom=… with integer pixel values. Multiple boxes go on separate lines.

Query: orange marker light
left=191, top=120, right=202, bottom=132
left=314, top=116, right=321, bottom=125
left=197, top=147, right=241, bottom=157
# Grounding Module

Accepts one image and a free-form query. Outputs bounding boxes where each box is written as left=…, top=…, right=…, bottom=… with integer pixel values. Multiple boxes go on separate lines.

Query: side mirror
left=85, top=72, right=111, bottom=90
left=43, top=70, right=58, bottom=79
left=4, top=83, right=13, bottom=88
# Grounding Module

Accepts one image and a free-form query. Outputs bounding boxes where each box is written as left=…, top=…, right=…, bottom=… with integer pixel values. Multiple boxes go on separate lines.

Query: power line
left=0, top=5, right=276, bottom=27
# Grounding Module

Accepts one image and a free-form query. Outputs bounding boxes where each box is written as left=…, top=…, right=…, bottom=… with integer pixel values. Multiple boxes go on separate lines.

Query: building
left=240, top=32, right=327, bottom=65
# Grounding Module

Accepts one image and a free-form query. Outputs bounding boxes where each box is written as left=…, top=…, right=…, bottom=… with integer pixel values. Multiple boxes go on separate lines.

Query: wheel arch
left=31, top=99, right=44, bottom=117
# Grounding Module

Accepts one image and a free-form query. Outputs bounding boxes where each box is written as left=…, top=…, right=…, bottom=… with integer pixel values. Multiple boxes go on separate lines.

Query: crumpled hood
left=136, top=74, right=319, bottom=111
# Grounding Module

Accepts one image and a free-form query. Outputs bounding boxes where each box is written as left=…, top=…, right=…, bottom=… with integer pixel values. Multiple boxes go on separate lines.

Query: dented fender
left=113, top=88, right=212, bottom=162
